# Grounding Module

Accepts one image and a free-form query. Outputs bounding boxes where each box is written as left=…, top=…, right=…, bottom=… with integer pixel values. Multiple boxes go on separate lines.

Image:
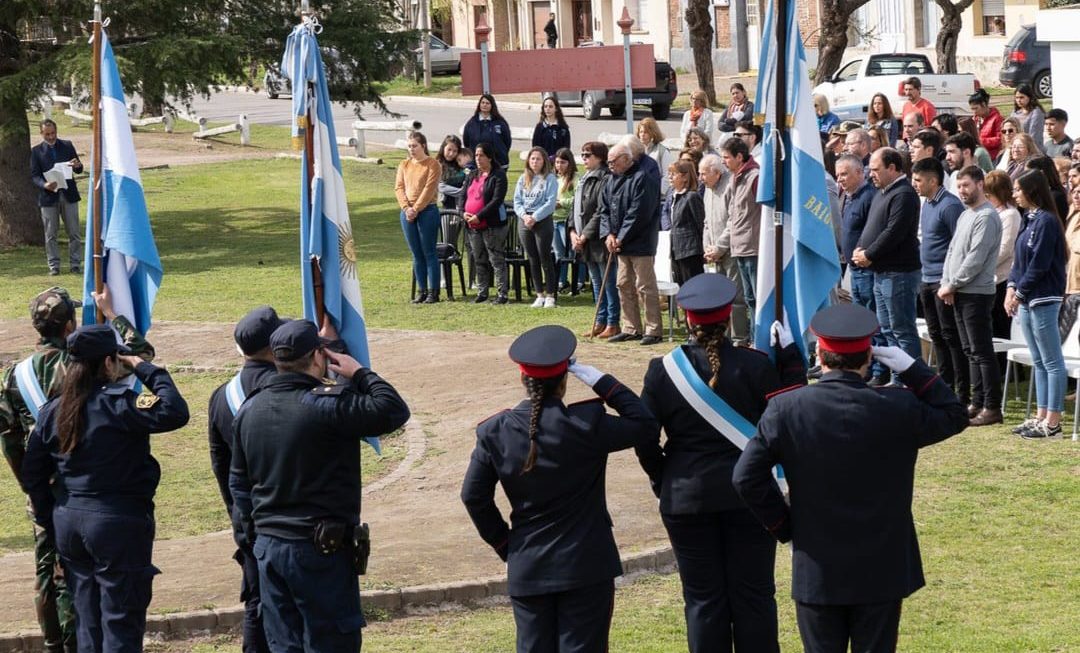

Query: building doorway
left=746, top=0, right=761, bottom=70
left=532, top=1, right=551, bottom=48
left=572, top=0, right=592, bottom=45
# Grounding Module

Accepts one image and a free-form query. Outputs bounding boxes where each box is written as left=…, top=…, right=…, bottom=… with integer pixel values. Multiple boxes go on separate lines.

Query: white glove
left=871, top=346, right=916, bottom=373
left=770, top=319, right=794, bottom=348
left=568, top=361, right=604, bottom=388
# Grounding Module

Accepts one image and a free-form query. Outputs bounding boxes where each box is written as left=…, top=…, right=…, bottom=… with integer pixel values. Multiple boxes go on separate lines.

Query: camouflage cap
left=30, top=287, right=82, bottom=331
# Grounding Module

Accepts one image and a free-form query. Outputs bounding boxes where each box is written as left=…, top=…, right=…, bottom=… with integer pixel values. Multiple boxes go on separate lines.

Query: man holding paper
left=30, top=119, right=84, bottom=276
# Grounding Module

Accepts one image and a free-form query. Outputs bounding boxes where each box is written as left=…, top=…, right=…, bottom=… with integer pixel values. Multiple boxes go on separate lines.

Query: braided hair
left=691, top=321, right=728, bottom=390
left=520, top=373, right=566, bottom=474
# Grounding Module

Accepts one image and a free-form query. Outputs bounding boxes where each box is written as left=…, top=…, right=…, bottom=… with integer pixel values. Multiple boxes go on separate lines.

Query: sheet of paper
left=51, top=162, right=73, bottom=180
left=43, top=168, right=66, bottom=190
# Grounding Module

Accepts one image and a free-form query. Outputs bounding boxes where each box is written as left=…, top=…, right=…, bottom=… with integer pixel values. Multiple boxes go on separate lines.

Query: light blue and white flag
left=82, top=30, right=162, bottom=335
left=752, top=0, right=841, bottom=361
left=283, top=20, right=378, bottom=452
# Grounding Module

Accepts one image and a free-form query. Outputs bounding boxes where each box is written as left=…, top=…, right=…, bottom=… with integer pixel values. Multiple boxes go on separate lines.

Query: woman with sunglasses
left=996, top=117, right=1024, bottom=171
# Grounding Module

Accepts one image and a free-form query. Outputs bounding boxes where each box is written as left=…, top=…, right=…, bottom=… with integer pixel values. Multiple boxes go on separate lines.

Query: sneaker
left=1011, top=418, right=1039, bottom=435
left=1021, top=421, right=1062, bottom=440
left=543, top=296, right=557, bottom=309
left=530, top=296, right=546, bottom=308
left=473, top=293, right=489, bottom=304
left=558, top=281, right=571, bottom=294
left=491, top=295, right=509, bottom=305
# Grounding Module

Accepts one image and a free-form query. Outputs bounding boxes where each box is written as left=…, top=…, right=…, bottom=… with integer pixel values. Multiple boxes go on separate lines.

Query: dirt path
left=0, top=319, right=670, bottom=632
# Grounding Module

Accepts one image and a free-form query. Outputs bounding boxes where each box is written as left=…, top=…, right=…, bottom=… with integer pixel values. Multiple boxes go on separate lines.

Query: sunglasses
left=581, top=152, right=593, bottom=159
left=735, top=132, right=752, bottom=137
left=1001, top=128, right=1017, bottom=134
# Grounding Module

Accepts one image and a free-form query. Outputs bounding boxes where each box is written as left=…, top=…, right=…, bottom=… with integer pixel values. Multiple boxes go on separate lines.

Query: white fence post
left=239, top=114, right=250, bottom=146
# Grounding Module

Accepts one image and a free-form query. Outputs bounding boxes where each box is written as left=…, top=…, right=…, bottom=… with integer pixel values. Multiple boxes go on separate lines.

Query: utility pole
left=421, top=0, right=432, bottom=88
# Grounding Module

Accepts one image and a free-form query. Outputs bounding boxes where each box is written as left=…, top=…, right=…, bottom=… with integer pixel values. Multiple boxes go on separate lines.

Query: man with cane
left=570, top=141, right=620, bottom=339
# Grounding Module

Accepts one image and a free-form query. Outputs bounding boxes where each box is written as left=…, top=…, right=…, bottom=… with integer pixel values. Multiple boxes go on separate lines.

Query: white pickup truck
left=812, top=53, right=981, bottom=122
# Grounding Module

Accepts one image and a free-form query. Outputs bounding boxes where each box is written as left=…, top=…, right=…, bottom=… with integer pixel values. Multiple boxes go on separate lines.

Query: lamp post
left=475, top=15, right=492, bottom=95
left=617, top=7, right=634, bottom=135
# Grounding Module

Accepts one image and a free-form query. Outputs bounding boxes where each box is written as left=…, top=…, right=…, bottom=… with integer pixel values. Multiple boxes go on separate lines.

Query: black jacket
left=462, top=116, right=513, bottom=169
left=669, top=190, right=705, bottom=260
left=732, top=361, right=968, bottom=605
left=532, top=122, right=571, bottom=159
left=30, top=139, right=83, bottom=207
left=461, top=374, right=658, bottom=597
left=570, top=167, right=610, bottom=264
left=469, top=167, right=509, bottom=228
left=598, top=160, right=661, bottom=257
left=637, top=342, right=804, bottom=515
left=229, top=369, right=410, bottom=543
left=855, top=177, right=921, bottom=272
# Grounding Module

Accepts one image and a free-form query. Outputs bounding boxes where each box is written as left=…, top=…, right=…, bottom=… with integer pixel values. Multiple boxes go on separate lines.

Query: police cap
left=809, top=304, right=879, bottom=354
left=66, top=324, right=133, bottom=362
left=30, top=287, right=82, bottom=331
left=509, top=325, right=576, bottom=378
left=269, top=320, right=332, bottom=362
left=676, top=274, right=737, bottom=326
left=234, top=306, right=285, bottom=355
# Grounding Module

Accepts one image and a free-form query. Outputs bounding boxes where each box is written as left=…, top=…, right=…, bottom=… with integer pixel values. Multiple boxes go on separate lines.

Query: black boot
left=424, top=290, right=440, bottom=304
left=412, top=290, right=427, bottom=304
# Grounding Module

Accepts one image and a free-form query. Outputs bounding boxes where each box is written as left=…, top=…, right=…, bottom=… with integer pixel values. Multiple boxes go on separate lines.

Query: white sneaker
left=543, top=296, right=557, bottom=308
left=531, top=296, right=546, bottom=308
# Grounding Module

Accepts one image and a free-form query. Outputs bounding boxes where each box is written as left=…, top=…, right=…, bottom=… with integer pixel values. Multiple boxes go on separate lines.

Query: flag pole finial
left=93, top=0, right=101, bottom=22
left=301, top=0, right=310, bottom=16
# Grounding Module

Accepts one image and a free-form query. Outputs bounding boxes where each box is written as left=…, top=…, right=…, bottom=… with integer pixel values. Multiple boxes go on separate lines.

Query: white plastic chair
left=916, top=317, right=934, bottom=367
left=1002, top=314, right=1080, bottom=421
left=653, top=231, right=680, bottom=341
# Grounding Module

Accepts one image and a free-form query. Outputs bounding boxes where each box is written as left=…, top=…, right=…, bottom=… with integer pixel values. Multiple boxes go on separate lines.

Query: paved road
left=189, top=90, right=686, bottom=151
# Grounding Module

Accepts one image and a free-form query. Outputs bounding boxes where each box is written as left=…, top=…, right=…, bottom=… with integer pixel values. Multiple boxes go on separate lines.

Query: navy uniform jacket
left=229, top=369, right=410, bottom=543
left=30, top=139, right=84, bottom=207
left=637, top=342, right=804, bottom=515
left=732, top=361, right=968, bottom=605
left=207, top=360, right=276, bottom=516
left=460, top=374, right=659, bottom=597
left=21, top=362, right=191, bottom=529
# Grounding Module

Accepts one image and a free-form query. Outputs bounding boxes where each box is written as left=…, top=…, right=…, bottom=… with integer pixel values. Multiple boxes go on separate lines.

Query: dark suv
left=999, top=24, right=1051, bottom=100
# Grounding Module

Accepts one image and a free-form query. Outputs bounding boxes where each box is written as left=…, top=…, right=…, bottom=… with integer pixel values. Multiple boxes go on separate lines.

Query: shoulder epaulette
left=766, top=384, right=803, bottom=400
left=102, top=383, right=130, bottom=396
left=311, top=383, right=347, bottom=397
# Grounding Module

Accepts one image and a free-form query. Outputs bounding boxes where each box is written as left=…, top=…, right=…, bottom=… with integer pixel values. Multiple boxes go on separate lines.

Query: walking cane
left=588, top=252, right=616, bottom=340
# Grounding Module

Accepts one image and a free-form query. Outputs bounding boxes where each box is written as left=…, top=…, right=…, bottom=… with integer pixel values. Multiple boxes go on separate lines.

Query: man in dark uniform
left=207, top=306, right=284, bottom=653
left=732, top=304, right=969, bottom=653
left=229, top=320, right=410, bottom=652
left=0, top=285, right=153, bottom=653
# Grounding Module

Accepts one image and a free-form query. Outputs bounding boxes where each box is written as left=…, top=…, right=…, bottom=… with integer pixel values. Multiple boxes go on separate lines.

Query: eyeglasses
left=735, top=132, right=752, bottom=138
left=607, top=153, right=628, bottom=165
left=581, top=152, right=593, bottom=159
left=1001, top=128, right=1016, bottom=134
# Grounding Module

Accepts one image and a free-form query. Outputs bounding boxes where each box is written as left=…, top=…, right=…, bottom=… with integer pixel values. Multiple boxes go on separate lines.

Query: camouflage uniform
left=0, top=288, right=154, bottom=653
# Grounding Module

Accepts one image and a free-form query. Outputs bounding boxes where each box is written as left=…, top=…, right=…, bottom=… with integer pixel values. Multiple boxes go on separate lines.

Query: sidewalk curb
left=385, top=95, right=541, bottom=112
left=0, top=545, right=674, bottom=649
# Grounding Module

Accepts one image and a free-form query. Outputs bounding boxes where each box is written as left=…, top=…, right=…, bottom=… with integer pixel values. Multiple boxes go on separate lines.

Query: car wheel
left=265, top=84, right=279, bottom=100
left=651, top=104, right=671, bottom=120
left=582, top=93, right=601, bottom=120
left=1034, top=69, right=1052, bottom=100
left=610, top=104, right=626, bottom=118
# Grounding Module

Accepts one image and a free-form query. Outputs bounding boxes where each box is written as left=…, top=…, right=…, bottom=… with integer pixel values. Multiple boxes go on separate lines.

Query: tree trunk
left=815, top=2, right=853, bottom=85
left=935, top=7, right=965, bottom=74
left=685, top=0, right=716, bottom=106
left=0, top=96, right=42, bottom=247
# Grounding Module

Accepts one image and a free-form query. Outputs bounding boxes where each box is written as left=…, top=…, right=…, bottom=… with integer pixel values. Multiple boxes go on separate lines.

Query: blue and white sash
left=14, top=357, right=48, bottom=421
left=225, top=373, right=246, bottom=416
left=663, top=346, right=787, bottom=493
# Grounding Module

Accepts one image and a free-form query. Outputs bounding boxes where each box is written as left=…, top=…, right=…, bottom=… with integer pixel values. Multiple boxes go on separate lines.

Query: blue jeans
left=873, top=270, right=922, bottom=361
left=1019, top=301, right=1066, bottom=412
left=735, top=256, right=758, bottom=334
left=586, top=257, right=620, bottom=326
left=553, top=220, right=585, bottom=286
left=401, top=204, right=441, bottom=292
left=850, top=267, right=887, bottom=378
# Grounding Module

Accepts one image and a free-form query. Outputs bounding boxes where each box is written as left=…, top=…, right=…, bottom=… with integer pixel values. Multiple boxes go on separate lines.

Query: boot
left=412, top=290, right=427, bottom=304
left=423, top=290, right=440, bottom=304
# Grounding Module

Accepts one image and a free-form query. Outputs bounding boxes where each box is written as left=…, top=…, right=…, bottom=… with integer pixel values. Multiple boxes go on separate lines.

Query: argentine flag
left=283, top=20, right=378, bottom=452
left=752, top=0, right=841, bottom=360
left=82, top=30, right=162, bottom=335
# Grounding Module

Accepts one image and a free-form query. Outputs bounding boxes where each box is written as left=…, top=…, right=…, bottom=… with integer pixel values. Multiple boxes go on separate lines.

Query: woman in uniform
left=635, top=274, right=805, bottom=653
left=461, top=325, right=658, bottom=653
left=21, top=324, right=190, bottom=652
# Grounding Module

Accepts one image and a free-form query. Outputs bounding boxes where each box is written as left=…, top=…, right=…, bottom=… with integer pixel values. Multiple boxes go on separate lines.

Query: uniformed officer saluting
left=635, top=274, right=805, bottom=653
left=229, top=319, right=410, bottom=653
left=207, top=306, right=284, bottom=653
left=21, top=323, right=190, bottom=652
left=733, top=304, right=969, bottom=653
left=0, top=286, right=154, bottom=653
left=461, top=325, right=658, bottom=653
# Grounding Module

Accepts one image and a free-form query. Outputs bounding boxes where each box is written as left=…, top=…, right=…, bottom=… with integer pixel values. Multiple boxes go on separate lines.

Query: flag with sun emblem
left=284, top=18, right=377, bottom=451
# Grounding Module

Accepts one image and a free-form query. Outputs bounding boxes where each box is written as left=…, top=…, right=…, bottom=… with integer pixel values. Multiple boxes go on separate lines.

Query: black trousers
left=673, top=256, right=705, bottom=285
left=235, top=546, right=270, bottom=653
left=993, top=281, right=1011, bottom=375
left=795, top=600, right=902, bottom=653
left=662, top=510, right=779, bottom=653
left=919, top=282, right=969, bottom=404
left=510, top=580, right=615, bottom=653
left=953, top=292, right=1003, bottom=409
left=520, top=218, right=557, bottom=296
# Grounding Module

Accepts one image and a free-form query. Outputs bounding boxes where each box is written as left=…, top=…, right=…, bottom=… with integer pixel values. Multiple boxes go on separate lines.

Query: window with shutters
left=979, top=0, right=1006, bottom=36
left=626, top=0, right=648, bottom=32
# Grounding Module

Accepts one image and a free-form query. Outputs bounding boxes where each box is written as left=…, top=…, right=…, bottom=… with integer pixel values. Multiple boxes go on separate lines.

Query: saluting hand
left=871, top=346, right=916, bottom=374
left=325, top=349, right=363, bottom=378
left=568, top=359, right=604, bottom=388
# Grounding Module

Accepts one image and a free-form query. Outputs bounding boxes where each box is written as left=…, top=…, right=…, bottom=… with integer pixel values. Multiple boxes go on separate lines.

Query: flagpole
left=90, top=0, right=105, bottom=324
left=772, top=0, right=787, bottom=353
left=301, top=0, right=327, bottom=329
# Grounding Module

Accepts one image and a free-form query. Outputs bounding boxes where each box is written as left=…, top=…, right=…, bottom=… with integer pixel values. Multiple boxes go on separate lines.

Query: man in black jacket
left=230, top=320, right=410, bottom=652
left=29, top=119, right=84, bottom=276
left=544, top=13, right=558, bottom=48
left=599, top=142, right=663, bottom=345
left=852, top=148, right=923, bottom=370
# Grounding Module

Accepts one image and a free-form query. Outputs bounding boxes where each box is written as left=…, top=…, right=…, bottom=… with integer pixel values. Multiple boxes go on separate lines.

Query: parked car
left=999, top=24, right=1052, bottom=100
left=414, top=35, right=477, bottom=75
left=812, top=53, right=981, bottom=122
left=542, top=42, right=677, bottom=120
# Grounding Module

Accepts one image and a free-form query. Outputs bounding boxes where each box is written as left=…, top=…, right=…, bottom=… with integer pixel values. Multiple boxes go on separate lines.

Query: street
left=188, top=90, right=686, bottom=151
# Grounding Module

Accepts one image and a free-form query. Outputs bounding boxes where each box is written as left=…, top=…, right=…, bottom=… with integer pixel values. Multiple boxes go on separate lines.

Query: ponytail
left=520, top=373, right=565, bottom=474
left=691, top=321, right=728, bottom=390
left=56, top=355, right=111, bottom=454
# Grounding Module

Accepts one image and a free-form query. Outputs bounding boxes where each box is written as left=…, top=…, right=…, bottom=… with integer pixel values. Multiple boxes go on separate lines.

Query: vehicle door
left=831, top=59, right=862, bottom=112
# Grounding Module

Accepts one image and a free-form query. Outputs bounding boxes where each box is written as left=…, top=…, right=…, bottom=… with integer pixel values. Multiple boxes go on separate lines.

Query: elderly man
left=844, top=128, right=873, bottom=173
left=700, top=153, right=748, bottom=340
left=898, top=111, right=925, bottom=152
left=600, top=142, right=663, bottom=345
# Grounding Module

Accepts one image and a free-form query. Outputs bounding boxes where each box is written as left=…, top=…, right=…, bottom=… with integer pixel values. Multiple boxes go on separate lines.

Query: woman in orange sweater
left=396, top=131, right=443, bottom=303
